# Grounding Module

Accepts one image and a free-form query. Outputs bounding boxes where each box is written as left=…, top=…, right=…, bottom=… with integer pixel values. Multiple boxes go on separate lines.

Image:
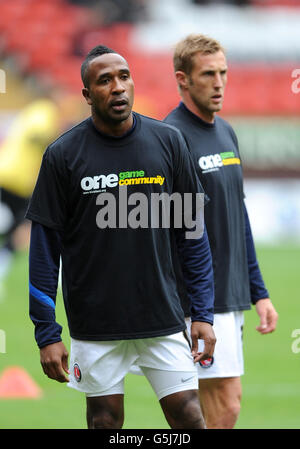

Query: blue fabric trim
left=29, top=282, right=55, bottom=310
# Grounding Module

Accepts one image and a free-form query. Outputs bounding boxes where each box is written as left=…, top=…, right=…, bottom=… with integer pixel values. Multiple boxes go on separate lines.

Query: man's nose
left=112, top=78, right=125, bottom=93
left=213, top=73, right=223, bottom=88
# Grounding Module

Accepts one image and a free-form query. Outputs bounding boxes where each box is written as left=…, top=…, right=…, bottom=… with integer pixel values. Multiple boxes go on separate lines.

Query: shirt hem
left=69, top=324, right=186, bottom=341
left=214, top=304, right=251, bottom=314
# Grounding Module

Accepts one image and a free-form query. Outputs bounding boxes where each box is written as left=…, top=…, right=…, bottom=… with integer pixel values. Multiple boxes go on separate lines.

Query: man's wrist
left=38, top=338, right=62, bottom=350
left=191, top=319, right=213, bottom=326
left=254, top=297, right=271, bottom=305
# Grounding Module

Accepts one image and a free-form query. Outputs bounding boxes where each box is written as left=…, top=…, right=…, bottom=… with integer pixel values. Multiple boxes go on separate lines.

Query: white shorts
left=68, top=332, right=198, bottom=400
left=185, top=311, right=244, bottom=379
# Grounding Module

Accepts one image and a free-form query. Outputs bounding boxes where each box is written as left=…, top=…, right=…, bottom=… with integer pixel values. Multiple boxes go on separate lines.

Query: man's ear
left=175, top=71, right=189, bottom=90
left=82, top=87, right=92, bottom=105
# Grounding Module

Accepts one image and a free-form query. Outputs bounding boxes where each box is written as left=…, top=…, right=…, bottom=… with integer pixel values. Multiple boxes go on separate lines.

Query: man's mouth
left=211, top=94, right=222, bottom=102
left=111, top=99, right=128, bottom=111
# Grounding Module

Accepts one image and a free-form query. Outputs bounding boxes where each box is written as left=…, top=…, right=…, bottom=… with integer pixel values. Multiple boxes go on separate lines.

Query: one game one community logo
left=199, top=151, right=241, bottom=174
left=80, top=169, right=165, bottom=194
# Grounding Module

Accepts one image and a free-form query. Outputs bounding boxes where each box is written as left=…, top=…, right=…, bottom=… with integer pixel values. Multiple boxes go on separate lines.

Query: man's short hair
left=81, top=45, right=118, bottom=88
left=173, top=34, right=225, bottom=75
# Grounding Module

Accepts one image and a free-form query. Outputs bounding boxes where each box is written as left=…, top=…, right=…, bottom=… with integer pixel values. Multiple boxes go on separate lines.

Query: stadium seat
left=45, top=56, right=83, bottom=92
left=1, top=0, right=299, bottom=116
left=252, top=0, right=300, bottom=7
left=0, top=2, right=27, bottom=32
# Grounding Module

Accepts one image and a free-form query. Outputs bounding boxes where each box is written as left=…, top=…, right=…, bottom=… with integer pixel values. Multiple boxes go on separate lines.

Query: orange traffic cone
left=0, top=366, right=42, bottom=399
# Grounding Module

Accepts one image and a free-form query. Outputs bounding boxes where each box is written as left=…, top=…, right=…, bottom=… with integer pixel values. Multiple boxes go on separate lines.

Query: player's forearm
left=243, top=202, right=269, bottom=303
left=175, top=224, right=214, bottom=324
left=29, top=221, right=63, bottom=348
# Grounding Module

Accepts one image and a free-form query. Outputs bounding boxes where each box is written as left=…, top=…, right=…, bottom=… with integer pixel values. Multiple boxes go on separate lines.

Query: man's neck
left=92, top=113, right=134, bottom=137
left=182, top=98, right=215, bottom=124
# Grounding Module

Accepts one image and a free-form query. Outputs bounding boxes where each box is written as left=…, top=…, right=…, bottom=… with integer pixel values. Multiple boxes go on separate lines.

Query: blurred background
left=0, top=0, right=299, bottom=429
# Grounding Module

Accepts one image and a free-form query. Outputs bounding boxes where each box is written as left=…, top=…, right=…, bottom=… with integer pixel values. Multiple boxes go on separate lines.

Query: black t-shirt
left=26, top=112, right=208, bottom=340
left=165, top=103, right=251, bottom=313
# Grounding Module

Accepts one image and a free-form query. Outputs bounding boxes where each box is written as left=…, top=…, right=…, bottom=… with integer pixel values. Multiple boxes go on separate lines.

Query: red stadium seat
left=1, top=0, right=299, bottom=116
left=45, top=56, right=83, bottom=92
left=251, top=0, right=300, bottom=7
left=0, top=1, right=27, bottom=32
left=22, top=37, right=73, bottom=72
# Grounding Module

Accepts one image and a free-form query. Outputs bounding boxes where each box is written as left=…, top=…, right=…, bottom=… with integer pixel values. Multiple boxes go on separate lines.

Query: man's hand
left=255, top=298, right=278, bottom=334
left=190, top=321, right=216, bottom=363
left=40, top=341, right=70, bottom=383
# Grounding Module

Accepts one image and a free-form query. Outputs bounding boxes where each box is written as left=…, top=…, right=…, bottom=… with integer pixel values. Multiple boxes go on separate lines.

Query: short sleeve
left=25, top=147, right=68, bottom=231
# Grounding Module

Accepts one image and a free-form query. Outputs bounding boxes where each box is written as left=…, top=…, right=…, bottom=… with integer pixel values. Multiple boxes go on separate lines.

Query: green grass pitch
left=0, top=245, right=299, bottom=429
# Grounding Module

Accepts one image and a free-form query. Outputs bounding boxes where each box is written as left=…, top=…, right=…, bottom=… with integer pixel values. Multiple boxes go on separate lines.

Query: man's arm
left=175, top=224, right=216, bottom=362
left=29, top=221, right=69, bottom=382
left=244, top=202, right=278, bottom=334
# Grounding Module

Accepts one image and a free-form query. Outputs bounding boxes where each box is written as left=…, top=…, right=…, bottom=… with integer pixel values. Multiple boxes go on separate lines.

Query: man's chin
left=211, top=102, right=223, bottom=113
left=109, top=109, right=132, bottom=123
